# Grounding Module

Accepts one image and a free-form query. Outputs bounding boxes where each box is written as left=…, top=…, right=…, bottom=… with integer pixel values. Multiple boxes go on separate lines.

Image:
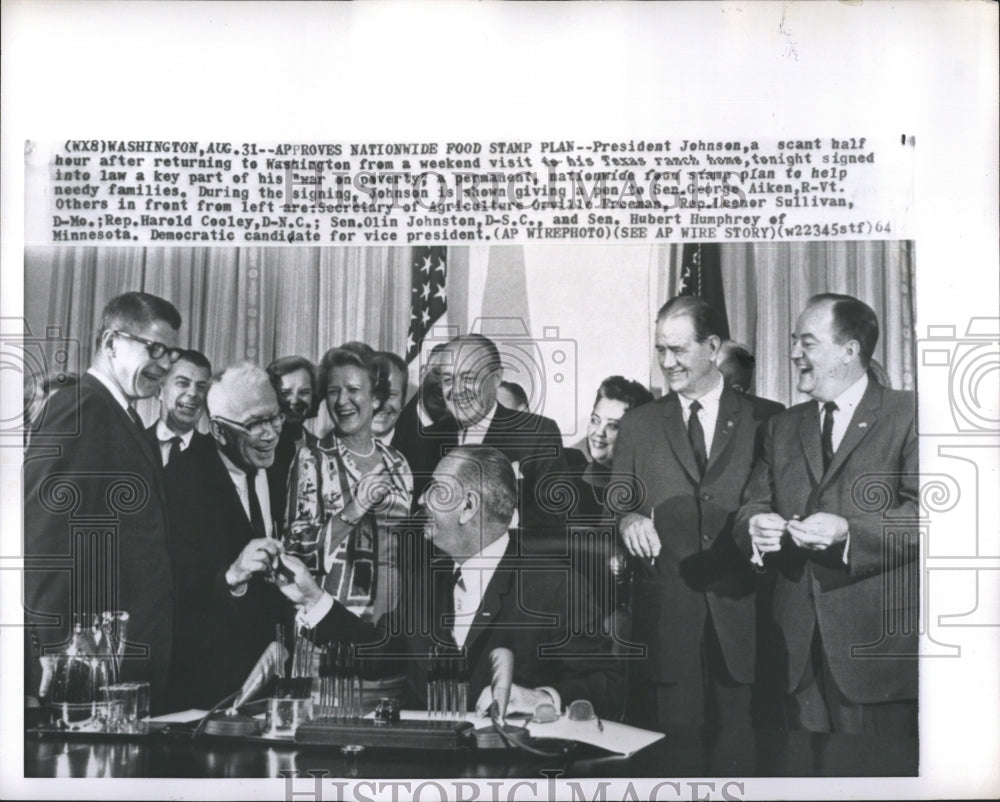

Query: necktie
left=688, top=400, right=708, bottom=477
left=821, top=401, right=838, bottom=472
left=167, top=436, right=182, bottom=465
left=127, top=405, right=144, bottom=430
left=245, top=468, right=267, bottom=540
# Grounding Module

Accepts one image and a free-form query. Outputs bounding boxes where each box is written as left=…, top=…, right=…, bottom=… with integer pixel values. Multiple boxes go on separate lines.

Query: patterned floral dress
left=284, top=433, right=412, bottom=623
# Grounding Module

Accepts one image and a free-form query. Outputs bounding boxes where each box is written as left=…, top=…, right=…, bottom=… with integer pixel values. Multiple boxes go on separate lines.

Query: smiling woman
left=284, top=348, right=413, bottom=625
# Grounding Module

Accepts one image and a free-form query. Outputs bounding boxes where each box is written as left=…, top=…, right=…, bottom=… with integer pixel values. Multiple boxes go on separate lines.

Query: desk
left=25, top=724, right=916, bottom=778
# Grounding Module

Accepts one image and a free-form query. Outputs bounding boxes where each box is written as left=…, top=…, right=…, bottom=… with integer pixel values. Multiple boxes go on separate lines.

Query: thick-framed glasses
left=112, top=330, right=184, bottom=363
left=213, top=412, right=285, bottom=438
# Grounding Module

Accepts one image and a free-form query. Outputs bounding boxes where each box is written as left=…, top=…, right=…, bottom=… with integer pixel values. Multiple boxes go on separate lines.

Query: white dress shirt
left=154, top=420, right=196, bottom=466
left=451, top=532, right=509, bottom=648
left=459, top=402, right=498, bottom=445
left=217, top=449, right=274, bottom=538
left=679, top=372, right=724, bottom=457
left=818, top=373, right=869, bottom=452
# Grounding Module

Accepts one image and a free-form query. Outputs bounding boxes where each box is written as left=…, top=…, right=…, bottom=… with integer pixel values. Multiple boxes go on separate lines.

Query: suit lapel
left=798, top=402, right=825, bottom=484
left=704, top=386, right=742, bottom=479
left=462, top=543, right=516, bottom=657
left=85, top=375, right=165, bottom=493
left=822, top=381, right=882, bottom=484
left=661, top=394, right=700, bottom=483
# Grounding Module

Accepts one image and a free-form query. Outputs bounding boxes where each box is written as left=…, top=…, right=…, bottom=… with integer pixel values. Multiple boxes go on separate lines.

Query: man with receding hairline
left=736, top=293, right=918, bottom=736
left=613, top=296, right=782, bottom=730
left=25, top=291, right=183, bottom=712
left=163, top=362, right=287, bottom=710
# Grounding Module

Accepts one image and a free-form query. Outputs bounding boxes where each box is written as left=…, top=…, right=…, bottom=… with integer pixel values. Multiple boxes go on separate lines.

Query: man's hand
left=341, top=464, right=393, bottom=522
left=749, top=512, right=787, bottom=555
left=786, top=512, right=849, bottom=551
left=619, top=513, right=660, bottom=560
left=474, top=683, right=553, bottom=718
left=276, top=553, right=325, bottom=611
left=226, top=537, right=281, bottom=588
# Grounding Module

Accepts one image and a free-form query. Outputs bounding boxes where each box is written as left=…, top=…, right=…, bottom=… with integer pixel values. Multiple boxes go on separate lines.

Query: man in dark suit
left=265, top=355, right=319, bottom=525
left=736, top=293, right=918, bottom=736
left=145, top=349, right=214, bottom=470
left=406, top=334, right=568, bottom=535
left=280, top=445, right=624, bottom=719
left=164, top=362, right=288, bottom=711
left=24, top=292, right=182, bottom=713
left=612, top=296, right=783, bottom=730
left=391, top=341, right=449, bottom=467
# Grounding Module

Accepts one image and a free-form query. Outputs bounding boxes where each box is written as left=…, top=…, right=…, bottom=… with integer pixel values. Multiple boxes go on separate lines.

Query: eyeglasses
left=213, top=412, right=285, bottom=438
left=112, top=330, right=184, bottom=363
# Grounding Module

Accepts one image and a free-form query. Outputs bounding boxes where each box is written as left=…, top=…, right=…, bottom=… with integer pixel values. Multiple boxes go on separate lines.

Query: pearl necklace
left=342, top=437, right=377, bottom=458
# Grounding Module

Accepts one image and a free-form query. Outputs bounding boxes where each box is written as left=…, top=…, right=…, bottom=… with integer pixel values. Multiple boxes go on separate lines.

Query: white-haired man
left=163, top=362, right=287, bottom=711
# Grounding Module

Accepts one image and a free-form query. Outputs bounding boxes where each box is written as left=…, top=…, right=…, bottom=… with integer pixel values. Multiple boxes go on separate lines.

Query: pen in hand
left=649, top=506, right=657, bottom=567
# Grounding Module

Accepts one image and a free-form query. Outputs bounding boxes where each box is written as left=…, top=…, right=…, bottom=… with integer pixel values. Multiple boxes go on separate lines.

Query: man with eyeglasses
left=24, top=291, right=183, bottom=714
left=162, top=361, right=288, bottom=711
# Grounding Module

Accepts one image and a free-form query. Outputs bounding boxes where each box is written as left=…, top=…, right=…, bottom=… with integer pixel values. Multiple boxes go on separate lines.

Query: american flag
left=405, top=246, right=447, bottom=362
left=678, top=243, right=731, bottom=340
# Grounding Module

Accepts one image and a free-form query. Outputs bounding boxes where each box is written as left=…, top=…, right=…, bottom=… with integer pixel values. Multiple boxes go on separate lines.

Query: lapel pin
left=858, top=422, right=868, bottom=428
left=726, top=420, right=734, bottom=428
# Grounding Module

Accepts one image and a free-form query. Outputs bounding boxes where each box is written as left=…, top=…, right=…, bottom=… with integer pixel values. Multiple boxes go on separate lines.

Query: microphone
left=229, top=640, right=289, bottom=712
left=488, top=647, right=514, bottom=721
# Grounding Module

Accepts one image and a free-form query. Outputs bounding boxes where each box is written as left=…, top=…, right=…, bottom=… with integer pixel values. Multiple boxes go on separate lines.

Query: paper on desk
left=394, top=710, right=663, bottom=757
left=148, top=709, right=208, bottom=723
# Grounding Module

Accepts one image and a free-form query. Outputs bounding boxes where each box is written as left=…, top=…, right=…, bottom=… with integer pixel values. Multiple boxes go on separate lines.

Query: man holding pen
left=612, top=296, right=782, bottom=730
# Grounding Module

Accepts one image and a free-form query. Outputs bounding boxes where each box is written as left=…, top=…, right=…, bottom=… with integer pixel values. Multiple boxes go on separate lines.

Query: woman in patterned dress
left=284, top=347, right=412, bottom=623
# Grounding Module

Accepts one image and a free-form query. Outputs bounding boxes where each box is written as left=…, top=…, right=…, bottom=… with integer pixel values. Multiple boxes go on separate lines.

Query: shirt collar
left=86, top=367, right=132, bottom=413
left=820, top=373, right=869, bottom=414
left=455, top=531, right=510, bottom=571
left=417, top=399, right=433, bottom=427
left=156, top=419, right=195, bottom=447
left=463, top=401, right=498, bottom=434
left=377, top=429, right=394, bottom=447
left=678, top=371, right=724, bottom=412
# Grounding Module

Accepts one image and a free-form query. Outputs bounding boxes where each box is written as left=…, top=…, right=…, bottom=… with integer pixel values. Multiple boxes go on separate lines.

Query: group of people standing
left=23, top=286, right=917, bottom=740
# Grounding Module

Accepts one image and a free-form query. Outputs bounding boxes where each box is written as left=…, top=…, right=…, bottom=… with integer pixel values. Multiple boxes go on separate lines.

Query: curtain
left=650, top=241, right=916, bottom=406
left=24, top=245, right=413, bottom=425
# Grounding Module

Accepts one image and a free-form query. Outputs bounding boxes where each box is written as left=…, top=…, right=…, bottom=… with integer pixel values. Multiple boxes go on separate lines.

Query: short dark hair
left=267, top=355, right=318, bottom=416
left=96, top=292, right=182, bottom=348
left=656, top=296, right=726, bottom=342
left=177, top=349, right=212, bottom=374
left=593, top=375, right=654, bottom=411
left=373, top=350, right=409, bottom=402
left=447, top=334, right=502, bottom=374
left=318, top=347, right=389, bottom=406
left=447, top=445, right=517, bottom=526
left=808, top=293, right=880, bottom=368
left=498, top=381, right=529, bottom=409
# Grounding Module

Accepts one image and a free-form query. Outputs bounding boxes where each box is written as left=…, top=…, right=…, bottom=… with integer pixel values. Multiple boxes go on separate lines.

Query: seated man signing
left=278, top=446, right=624, bottom=719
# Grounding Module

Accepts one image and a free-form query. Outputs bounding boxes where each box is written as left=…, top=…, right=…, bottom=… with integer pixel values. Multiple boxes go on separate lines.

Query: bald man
left=163, top=362, right=287, bottom=711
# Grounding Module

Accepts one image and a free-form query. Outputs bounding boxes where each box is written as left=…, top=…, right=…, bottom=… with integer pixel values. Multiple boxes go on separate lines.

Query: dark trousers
left=628, top=616, right=752, bottom=730
left=787, top=629, right=917, bottom=737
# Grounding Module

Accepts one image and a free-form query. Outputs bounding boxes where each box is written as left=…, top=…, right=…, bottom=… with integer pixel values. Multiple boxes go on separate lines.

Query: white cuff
left=842, top=530, right=850, bottom=565
left=297, top=592, right=334, bottom=628
left=535, top=685, right=562, bottom=714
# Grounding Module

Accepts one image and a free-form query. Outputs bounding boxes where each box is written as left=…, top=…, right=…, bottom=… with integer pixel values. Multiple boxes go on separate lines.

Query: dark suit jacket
left=312, top=534, right=625, bottom=719
left=734, top=381, right=919, bottom=704
left=611, top=385, right=783, bottom=687
left=163, top=443, right=286, bottom=711
left=390, top=395, right=424, bottom=469
left=144, top=423, right=215, bottom=471
left=267, top=423, right=319, bottom=527
left=407, top=403, right=569, bottom=533
left=24, top=373, right=174, bottom=712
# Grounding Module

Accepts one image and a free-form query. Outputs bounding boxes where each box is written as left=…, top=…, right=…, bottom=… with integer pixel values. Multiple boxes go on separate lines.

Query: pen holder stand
left=264, top=696, right=313, bottom=736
